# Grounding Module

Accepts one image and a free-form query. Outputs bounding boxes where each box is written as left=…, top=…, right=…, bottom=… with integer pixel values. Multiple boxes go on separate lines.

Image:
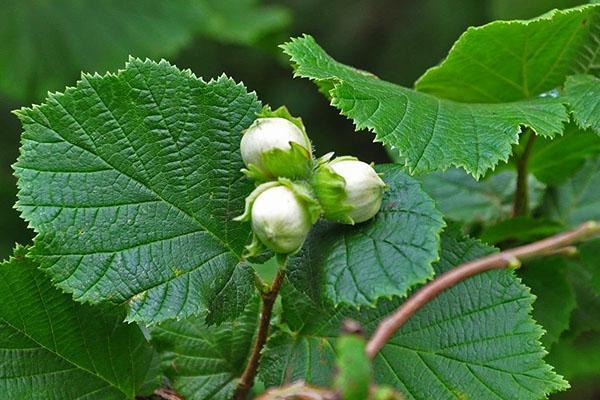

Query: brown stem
left=256, top=382, right=338, bottom=400
left=234, top=268, right=286, bottom=399
left=153, top=388, right=185, bottom=400
left=513, top=131, right=537, bottom=216
left=365, top=221, right=600, bottom=359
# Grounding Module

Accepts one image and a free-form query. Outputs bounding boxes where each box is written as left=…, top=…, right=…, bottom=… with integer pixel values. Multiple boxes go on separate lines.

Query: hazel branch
left=365, top=221, right=600, bottom=359
left=234, top=267, right=286, bottom=399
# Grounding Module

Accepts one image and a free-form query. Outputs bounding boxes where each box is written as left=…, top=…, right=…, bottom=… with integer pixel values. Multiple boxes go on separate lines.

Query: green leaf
left=547, top=331, right=600, bottom=382
left=14, top=58, right=260, bottom=325
left=564, top=74, right=600, bottom=134
left=261, top=227, right=568, bottom=399
left=0, top=247, right=157, bottom=399
left=282, top=35, right=568, bottom=178
left=418, top=169, right=545, bottom=225
left=520, top=257, right=577, bottom=347
left=0, top=0, right=290, bottom=101
left=529, top=124, right=600, bottom=185
left=489, top=0, right=583, bottom=20
left=286, top=164, right=444, bottom=308
left=543, top=156, right=600, bottom=227
left=578, top=238, right=600, bottom=297
left=151, top=297, right=259, bottom=400
left=194, top=0, right=291, bottom=47
left=479, top=216, right=564, bottom=245
left=415, top=5, right=600, bottom=102
left=369, top=227, right=568, bottom=399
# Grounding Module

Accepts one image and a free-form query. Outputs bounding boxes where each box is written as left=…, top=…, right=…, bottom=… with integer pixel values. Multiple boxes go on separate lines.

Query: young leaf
left=543, top=156, right=600, bottom=227
left=0, top=247, right=158, bottom=399
left=415, top=5, right=599, bottom=102
left=519, top=257, right=577, bottom=347
left=261, top=227, right=568, bottom=399
left=14, top=58, right=260, bottom=325
left=334, top=332, right=371, bottom=400
left=418, top=169, right=545, bottom=225
left=0, top=0, right=290, bottom=101
left=563, top=74, right=600, bottom=134
left=282, top=35, right=568, bottom=178
left=151, top=298, right=259, bottom=400
left=286, top=164, right=444, bottom=308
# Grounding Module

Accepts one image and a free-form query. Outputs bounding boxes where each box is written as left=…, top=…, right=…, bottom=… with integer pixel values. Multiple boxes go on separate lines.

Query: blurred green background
left=0, top=0, right=594, bottom=398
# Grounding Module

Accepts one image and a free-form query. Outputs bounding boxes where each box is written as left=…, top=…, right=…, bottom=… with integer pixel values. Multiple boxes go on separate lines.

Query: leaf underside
left=286, top=164, right=444, bottom=308
left=543, top=155, right=600, bottom=227
left=15, top=58, right=259, bottom=325
left=261, top=227, right=568, bottom=399
left=563, top=74, right=600, bottom=134
left=282, top=5, right=600, bottom=178
left=417, top=169, right=545, bottom=225
left=0, top=247, right=157, bottom=399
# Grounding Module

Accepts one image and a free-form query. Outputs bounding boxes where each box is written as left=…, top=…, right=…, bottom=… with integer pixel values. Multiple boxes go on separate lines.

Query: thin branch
left=513, top=130, right=536, bottom=216
left=234, top=267, right=286, bottom=399
left=365, top=221, right=600, bottom=359
left=256, top=381, right=338, bottom=400
left=153, top=388, right=185, bottom=400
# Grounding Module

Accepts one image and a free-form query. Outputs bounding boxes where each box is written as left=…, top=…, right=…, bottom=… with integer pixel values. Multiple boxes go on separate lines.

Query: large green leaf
left=0, top=0, right=290, bottom=101
left=261, top=227, right=568, bottom=399
left=520, top=257, right=577, bottom=347
left=151, top=298, right=259, bottom=400
left=286, top=164, right=444, bottom=308
left=564, top=74, right=600, bottom=134
left=14, top=58, right=260, bottom=325
left=418, top=169, right=545, bottom=225
left=415, top=5, right=599, bottom=102
left=0, top=247, right=157, bottom=399
left=282, top=35, right=568, bottom=178
left=543, top=156, right=600, bottom=227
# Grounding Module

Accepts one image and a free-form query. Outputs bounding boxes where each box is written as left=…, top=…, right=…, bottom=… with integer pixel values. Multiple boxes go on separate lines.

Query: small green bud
left=251, top=185, right=312, bottom=254
left=240, top=116, right=312, bottom=181
left=235, top=179, right=320, bottom=255
left=313, top=157, right=386, bottom=224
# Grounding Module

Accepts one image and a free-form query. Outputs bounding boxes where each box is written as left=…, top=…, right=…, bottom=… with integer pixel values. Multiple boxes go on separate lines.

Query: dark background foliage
left=0, top=0, right=594, bottom=398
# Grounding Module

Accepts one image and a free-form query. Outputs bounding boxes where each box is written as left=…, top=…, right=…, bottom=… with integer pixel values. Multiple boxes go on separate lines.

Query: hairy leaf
left=564, top=74, right=600, bottom=134
left=286, top=164, right=444, bottom=308
left=0, top=247, right=157, bottom=399
left=418, top=169, right=544, bottom=225
left=15, top=59, right=260, bottom=324
left=151, top=298, right=259, bottom=400
left=415, top=5, right=600, bottom=102
left=543, top=156, right=600, bottom=227
left=0, top=0, right=290, bottom=101
left=282, top=35, right=569, bottom=178
left=261, top=227, right=568, bottom=399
